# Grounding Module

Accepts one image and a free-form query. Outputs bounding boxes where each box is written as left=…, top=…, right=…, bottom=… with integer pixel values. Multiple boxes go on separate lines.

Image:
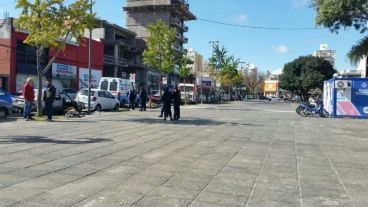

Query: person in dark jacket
left=162, top=87, right=173, bottom=121
left=128, top=88, right=136, bottom=110
left=43, top=78, right=56, bottom=121
left=139, top=86, right=147, bottom=111
left=22, top=77, right=34, bottom=121
left=173, top=85, right=181, bottom=120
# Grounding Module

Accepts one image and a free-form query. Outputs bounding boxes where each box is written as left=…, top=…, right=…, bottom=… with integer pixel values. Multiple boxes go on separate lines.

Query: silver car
left=0, top=100, right=12, bottom=119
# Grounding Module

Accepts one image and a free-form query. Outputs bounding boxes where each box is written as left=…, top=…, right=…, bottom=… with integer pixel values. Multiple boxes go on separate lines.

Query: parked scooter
left=300, top=100, right=328, bottom=118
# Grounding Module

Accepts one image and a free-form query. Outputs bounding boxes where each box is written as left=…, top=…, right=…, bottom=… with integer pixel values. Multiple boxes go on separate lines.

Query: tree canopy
left=15, top=0, right=94, bottom=116
left=143, top=19, right=177, bottom=77
left=279, top=56, right=336, bottom=97
left=209, top=44, right=240, bottom=87
left=313, top=0, right=368, bottom=64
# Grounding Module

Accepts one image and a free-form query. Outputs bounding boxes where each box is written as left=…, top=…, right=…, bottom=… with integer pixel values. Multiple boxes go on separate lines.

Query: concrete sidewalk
left=0, top=102, right=367, bottom=207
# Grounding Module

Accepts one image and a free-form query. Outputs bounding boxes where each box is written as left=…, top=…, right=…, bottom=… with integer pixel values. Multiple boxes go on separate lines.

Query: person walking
left=162, top=87, right=173, bottom=121
left=139, top=86, right=147, bottom=111
left=128, top=88, right=136, bottom=110
left=173, top=85, right=181, bottom=120
left=43, top=78, right=56, bottom=121
left=22, top=77, right=34, bottom=121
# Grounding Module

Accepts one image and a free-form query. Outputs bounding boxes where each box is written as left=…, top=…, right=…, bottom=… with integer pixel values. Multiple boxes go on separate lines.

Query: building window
left=16, top=40, right=48, bottom=68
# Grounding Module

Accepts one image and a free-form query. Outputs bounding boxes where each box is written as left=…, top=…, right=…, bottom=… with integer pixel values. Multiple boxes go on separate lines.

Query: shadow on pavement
left=0, top=117, right=18, bottom=123
left=0, top=136, right=113, bottom=144
left=128, top=117, right=263, bottom=127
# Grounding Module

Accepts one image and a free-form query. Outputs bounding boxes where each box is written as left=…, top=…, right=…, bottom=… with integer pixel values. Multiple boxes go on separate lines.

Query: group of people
left=22, top=77, right=56, bottom=121
left=127, top=86, right=147, bottom=111
left=22, top=77, right=181, bottom=122
left=159, top=85, right=181, bottom=121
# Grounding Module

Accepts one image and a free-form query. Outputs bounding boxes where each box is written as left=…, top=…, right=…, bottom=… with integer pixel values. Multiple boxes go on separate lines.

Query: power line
left=197, top=18, right=326, bottom=31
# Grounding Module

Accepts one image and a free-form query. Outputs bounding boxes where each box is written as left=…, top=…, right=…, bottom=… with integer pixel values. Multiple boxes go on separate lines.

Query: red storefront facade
left=0, top=18, right=104, bottom=93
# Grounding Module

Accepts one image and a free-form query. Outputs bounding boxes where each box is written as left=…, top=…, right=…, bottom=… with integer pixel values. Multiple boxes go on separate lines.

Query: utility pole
left=87, top=0, right=93, bottom=114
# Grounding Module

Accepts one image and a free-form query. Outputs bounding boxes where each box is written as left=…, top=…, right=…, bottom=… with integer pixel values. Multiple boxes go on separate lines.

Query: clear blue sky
left=1, top=0, right=364, bottom=72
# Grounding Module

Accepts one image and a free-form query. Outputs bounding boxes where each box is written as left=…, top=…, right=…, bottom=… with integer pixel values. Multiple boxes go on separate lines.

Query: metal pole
left=87, top=0, right=93, bottom=114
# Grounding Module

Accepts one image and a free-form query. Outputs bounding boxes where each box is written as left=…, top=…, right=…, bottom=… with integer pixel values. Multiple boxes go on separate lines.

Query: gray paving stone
left=0, top=102, right=367, bottom=206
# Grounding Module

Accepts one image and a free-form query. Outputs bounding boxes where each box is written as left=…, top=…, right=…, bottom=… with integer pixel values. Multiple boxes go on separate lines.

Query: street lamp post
left=87, top=0, right=93, bottom=114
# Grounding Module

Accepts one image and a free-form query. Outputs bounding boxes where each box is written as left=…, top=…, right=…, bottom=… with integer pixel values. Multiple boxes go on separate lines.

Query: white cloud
left=235, top=13, right=248, bottom=22
left=274, top=45, right=289, bottom=54
left=292, top=0, right=309, bottom=8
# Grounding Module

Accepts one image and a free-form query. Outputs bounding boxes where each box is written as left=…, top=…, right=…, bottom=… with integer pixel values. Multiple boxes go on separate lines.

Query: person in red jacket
left=22, top=77, right=35, bottom=121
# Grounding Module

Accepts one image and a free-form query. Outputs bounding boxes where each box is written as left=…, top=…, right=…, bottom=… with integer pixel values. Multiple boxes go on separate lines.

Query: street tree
left=243, top=73, right=265, bottom=95
left=313, top=0, right=368, bottom=68
left=279, top=56, right=336, bottom=99
left=220, top=56, right=240, bottom=101
left=15, top=0, right=95, bottom=116
left=143, top=19, right=177, bottom=96
left=178, top=56, right=193, bottom=104
left=209, top=44, right=240, bottom=101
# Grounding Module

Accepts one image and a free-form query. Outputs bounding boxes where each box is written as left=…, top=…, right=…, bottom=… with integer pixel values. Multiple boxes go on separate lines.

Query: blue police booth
left=323, top=78, right=368, bottom=118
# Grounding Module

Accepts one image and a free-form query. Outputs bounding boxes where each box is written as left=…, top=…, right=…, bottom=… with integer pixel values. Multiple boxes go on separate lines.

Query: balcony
left=104, top=55, right=128, bottom=67
left=170, top=18, right=182, bottom=28
left=172, top=44, right=181, bottom=52
left=183, top=25, right=188, bottom=32
left=182, top=37, right=188, bottom=43
left=175, top=32, right=182, bottom=40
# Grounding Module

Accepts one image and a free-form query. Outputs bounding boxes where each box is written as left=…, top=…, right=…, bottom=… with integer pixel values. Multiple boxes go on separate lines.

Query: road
left=0, top=102, right=367, bottom=207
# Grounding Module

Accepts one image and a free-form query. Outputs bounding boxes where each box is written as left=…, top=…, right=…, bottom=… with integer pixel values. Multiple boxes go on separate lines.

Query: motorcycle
left=295, top=102, right=314, bottom=115
left=300, top=101, right=329, bottom=118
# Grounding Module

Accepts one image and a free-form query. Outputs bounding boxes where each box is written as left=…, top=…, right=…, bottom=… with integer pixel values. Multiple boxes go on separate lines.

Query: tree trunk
left=228, top=85, right=231, bottom=101
left=184, top=78, right=187, bottom=105
left=158, top=75, right=162, bottom=98
left=36, top=46, right=43, bottom=117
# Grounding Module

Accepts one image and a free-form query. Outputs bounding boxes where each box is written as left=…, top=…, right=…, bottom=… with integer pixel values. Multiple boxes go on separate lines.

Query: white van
left=178, top=83, right=198, bottom=104
left=98, top=77, right=135, bottom=107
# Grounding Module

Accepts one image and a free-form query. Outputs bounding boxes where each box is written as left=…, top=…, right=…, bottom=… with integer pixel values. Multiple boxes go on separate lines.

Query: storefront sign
left=129, top=73, right=136, bottom=83
left=52, top=63, right=77, bottom=80
left=78, top=68, right=102, bottom=89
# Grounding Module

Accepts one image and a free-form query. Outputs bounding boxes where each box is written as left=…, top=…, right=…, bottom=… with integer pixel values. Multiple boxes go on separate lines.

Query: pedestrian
left=139, top=86, right=147, bottom=111
left=128, top=88, right=136, bottom=110
left=173, top=85, right=181, bottom=120
left=43, top=78, right=56, bottom=121
left=22, top=77, right=34, bottom=121
left=162, top=87, right=173, bottom=121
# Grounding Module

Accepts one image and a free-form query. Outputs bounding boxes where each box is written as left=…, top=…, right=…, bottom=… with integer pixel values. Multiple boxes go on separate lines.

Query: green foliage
left=143, top=19, right=177, bottom=76
left=312, top=0, right=368, bottom=64
left=15, top=0, right=94, bottom=116
left=279, top=56, right=336, bottom=95
left=209, top=44, right=240, bottom=86
left=178, top=56, right=193, bottom=79
left=313, top=0, right=367, bottom=33
left=347, top=36, right=368, bottom=64
left=16, top=0, right=95, bottom=49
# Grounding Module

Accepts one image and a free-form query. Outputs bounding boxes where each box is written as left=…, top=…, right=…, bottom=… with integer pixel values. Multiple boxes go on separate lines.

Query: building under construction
left=124, top=0, right=196, bottom=88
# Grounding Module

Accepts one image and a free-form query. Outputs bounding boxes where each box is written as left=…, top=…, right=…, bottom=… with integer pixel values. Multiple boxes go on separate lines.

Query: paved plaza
left=0, top=102, right=367, bottom=207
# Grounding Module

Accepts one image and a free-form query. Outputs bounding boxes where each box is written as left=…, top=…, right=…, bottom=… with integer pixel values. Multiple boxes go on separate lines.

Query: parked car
left=75, top=89, right=120, bottom=111
left=291, top=95, right=302, bottom=103
left=259, top=95, right=271, bottom=101
left=0, top=100, right=12, bottom=119
left=61, top=88, right=78, bottom=100
left=269, top=96, right=281, bottom=102
left=12, top=89, right=83, bottom=114
left=0, top=88, right=12, bottom=104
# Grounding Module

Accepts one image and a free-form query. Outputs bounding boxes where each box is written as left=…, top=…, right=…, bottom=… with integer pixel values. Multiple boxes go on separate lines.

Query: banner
left=52, top=63, right=77, bottom=80
left=78, top=68, right=102, bottom=89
